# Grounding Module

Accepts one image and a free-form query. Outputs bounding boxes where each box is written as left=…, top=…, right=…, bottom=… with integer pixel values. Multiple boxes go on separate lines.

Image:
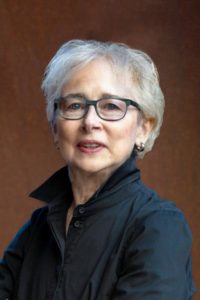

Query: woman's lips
left=77, top=140, right=105, bottom=154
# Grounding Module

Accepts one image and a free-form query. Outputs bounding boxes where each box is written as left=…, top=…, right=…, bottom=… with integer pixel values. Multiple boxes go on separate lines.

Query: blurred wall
left=0, top=0, right=199, bottom=297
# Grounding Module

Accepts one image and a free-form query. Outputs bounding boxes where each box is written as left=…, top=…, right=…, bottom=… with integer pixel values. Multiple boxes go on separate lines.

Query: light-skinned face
left=53, top=59, right=152, bottom=179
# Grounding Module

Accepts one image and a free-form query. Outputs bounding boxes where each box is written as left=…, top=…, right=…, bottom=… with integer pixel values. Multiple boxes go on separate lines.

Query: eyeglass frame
left=54, top=95, right=142, bottom=121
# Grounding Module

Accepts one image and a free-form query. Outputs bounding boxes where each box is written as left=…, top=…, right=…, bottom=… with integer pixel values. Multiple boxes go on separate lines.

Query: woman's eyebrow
left=62, top=93, right=85, bottom=98
left=100, top=93, right=122, bottom=99
left=62, top=92, right=125, bottom=100
left=62, top=92, right=118, bottom=98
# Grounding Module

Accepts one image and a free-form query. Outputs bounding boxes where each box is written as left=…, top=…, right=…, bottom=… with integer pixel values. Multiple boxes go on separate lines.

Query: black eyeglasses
left=54, top=94, right=141, bottom=121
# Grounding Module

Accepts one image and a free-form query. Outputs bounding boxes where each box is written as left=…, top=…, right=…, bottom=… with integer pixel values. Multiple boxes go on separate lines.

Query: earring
left=135, top=142, right=145, bottom=152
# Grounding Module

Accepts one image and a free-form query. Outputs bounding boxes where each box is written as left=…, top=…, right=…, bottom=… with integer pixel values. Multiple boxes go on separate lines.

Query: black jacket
left=0, top=156, right=196, bottom=299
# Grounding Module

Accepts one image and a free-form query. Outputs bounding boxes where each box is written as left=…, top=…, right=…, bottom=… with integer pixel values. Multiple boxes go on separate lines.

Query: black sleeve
left=111, top=211, right=196, bottom=300
left=0, top=207, right=46, bottom=299
left=0, top=220, right=31, bottom=299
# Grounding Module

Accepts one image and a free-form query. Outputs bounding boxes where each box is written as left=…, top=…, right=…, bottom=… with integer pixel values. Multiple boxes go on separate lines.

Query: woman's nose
left=81, top=105, right=102, bottom=132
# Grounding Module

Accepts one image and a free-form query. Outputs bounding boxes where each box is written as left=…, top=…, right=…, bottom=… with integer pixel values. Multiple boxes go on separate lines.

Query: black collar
left=29, top=153, right=140, bottom=205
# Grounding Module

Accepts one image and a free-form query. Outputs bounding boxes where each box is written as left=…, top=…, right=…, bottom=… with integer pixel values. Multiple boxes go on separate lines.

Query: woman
left=0, top=40, right=196, bottom=299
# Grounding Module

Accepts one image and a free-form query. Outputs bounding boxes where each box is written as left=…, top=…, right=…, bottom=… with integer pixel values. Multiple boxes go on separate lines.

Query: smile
left=77, top=140, right=105, bottom=153
left=81, top=144, right=100, bottom=148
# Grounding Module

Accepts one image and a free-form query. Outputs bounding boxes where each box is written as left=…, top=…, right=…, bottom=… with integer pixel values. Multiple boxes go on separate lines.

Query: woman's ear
left=51, top=120, right=59, bottom=145
left=136, top=117, right=155, bottom=145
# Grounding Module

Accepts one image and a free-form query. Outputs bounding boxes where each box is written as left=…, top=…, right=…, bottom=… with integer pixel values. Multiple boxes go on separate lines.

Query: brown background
left=0, top=0, right=199, bottom=297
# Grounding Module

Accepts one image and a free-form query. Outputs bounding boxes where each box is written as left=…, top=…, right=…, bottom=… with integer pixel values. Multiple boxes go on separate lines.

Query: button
left=78, top=207, right=86, bottom=214
left=74, top=220, right=83, bottom=228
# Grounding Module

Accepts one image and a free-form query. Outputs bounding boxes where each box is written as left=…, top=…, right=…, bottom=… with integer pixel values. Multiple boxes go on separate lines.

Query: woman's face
left=53, top=59, right=152, bottom=177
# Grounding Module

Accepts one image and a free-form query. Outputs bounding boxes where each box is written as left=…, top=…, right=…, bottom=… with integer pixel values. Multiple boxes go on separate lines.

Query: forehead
left=61, top=58, right=137, bottom=99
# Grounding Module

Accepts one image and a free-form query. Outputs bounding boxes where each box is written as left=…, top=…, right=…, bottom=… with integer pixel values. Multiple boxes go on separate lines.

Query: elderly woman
left=0, top=40, right=195, bottom=299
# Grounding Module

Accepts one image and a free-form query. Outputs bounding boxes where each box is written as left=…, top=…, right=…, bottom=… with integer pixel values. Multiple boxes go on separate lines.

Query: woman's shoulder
left=128, top=181, right=191, bottom=233
left=29, top=206, right=49, bottom=227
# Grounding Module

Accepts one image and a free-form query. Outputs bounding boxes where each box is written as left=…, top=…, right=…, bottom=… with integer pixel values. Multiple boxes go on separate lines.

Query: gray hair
left=41, top=39, right=165, bottom=158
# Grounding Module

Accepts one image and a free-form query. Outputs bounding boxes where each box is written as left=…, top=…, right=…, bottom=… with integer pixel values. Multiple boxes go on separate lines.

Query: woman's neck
left=68, top=167, right=114, bottom=207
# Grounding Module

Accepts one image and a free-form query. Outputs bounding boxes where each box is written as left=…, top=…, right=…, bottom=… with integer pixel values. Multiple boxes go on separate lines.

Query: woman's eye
left=62, top=99, right=85, bottom=111
left=104, top=103, right=120, bottom=110
left=67, top=103, right=82, bottom=110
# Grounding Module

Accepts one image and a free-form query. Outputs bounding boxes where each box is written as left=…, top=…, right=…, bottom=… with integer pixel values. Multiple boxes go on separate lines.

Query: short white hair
left=41, top=39, right=165, bottom=158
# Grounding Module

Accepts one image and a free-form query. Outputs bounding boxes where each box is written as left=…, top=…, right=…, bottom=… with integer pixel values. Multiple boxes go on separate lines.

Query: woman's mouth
left=77, top=141, right=105, bottom=153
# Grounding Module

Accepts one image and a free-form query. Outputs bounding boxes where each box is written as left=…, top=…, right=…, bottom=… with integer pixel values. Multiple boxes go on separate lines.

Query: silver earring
left=135, top=142, right=145, bottom=152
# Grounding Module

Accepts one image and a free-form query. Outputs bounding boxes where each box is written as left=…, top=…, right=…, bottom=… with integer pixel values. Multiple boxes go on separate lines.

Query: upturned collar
left=30, top=153, right=140, bottom=206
